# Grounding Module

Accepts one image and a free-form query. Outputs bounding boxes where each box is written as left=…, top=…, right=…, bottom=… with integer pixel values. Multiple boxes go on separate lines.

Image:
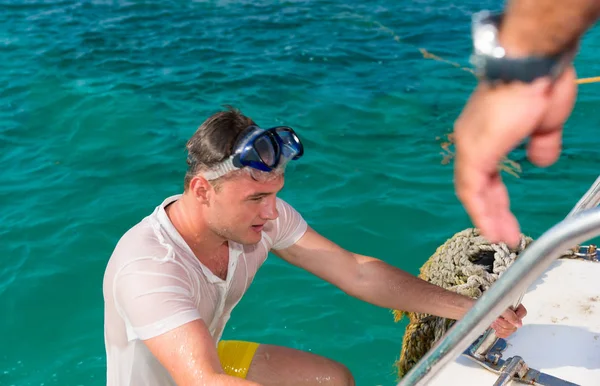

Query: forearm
left=500, top=0, right=600, bottom=56
left=345, top=255, right=474, bottom=320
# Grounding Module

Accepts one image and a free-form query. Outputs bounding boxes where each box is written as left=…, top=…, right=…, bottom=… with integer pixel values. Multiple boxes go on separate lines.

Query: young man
left=103, top=107, right=526, bottom=386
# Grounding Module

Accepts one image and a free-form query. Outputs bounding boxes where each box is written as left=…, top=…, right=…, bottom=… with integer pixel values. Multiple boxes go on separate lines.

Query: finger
left=498, top=207, right=521, bottom=249
left=472, top=174, right=521, bottom=248
left=490, top=321, right=503, bottom=332
left=454, top=159, right=500, bottom=242
left=453, top=87, right=542, bottom=245
left=542, top=65, right=578, bottom=130
left=454, top=141, right=509, bottom=244
left=527, top=126, right=563, bottom=167
left=494, top=316, right=517, bottom=331
left=493, top=318, right=518, bottom=333
left=493, top=329, right=510, bottom=339
left=515, top=304, right=528, bottom=319
left=527, top=66, right=576, bottom=167
left=453, top=91, right=502, bottom=242
left=484, top=172, right=521, bottom=248
left=501, top=309, right=523, bottom=328
left=495, top=329, right=514, bottom=339
left=491, top=323, right=514, bottom=338
left=458, top=169, right=520, bottom=248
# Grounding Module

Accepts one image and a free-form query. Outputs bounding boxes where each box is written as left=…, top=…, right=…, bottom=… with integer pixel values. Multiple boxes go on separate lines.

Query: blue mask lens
left=232, top=125, right=303, bottom=172
left=275, top=128, right=303, bottom=160
left=253, top=135, right=277, bottom=167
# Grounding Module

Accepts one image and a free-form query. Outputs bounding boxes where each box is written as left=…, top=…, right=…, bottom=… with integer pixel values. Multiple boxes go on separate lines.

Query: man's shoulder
left=104, top=204, right=172, bottom=278
left=102, top=216, right=192, bottom=299
left=116, top=215, right=162, bottom=253
left=109, top=195, right=181, bottom=262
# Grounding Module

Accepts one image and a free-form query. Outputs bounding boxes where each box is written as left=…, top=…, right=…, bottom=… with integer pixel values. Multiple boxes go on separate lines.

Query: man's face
left=205, top=172, right=284, bottom=245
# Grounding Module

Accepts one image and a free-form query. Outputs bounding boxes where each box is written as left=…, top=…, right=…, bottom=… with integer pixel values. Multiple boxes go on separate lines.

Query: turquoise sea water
left=2, top=1, right=600, bottom=385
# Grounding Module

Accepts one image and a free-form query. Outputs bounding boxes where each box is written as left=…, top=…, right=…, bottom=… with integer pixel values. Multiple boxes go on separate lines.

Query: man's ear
left=189, top=175, right=213, bottom=203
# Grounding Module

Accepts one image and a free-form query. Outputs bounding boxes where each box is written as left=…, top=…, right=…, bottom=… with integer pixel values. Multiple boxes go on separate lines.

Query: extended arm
left=274, top=227, right=524, bottom=333
left=334, top=255, right=473, bottom=320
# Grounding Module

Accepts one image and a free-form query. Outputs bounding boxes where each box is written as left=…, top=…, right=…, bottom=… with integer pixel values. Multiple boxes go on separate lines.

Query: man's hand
left=453, top=66, right=577, bottom=247
left=489, top=304, right=528, bottom=338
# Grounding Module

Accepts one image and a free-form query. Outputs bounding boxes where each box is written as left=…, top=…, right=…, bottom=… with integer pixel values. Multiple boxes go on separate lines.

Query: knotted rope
left=392, top=227, right=581, bottom=378
left=392, top=228, right=535, bottom=378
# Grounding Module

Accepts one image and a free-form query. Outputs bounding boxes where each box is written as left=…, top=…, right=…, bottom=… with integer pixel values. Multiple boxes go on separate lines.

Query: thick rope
left=392, top=228, right=580, bottom=379
left=392, top=228, right=536, bottom=378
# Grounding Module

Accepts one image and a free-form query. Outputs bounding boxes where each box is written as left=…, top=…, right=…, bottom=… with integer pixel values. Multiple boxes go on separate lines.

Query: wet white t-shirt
left=102, top=194, right=307, bottom=386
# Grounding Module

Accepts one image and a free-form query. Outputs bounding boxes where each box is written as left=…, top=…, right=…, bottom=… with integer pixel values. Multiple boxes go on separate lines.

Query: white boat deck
left=427, top=258, right=600, bottom=386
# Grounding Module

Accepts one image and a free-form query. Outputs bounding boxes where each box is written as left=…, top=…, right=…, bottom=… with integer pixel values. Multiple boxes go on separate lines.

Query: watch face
left=473, top=25, right=497, bottom=55
left=472, top=11, right=505, bottom=58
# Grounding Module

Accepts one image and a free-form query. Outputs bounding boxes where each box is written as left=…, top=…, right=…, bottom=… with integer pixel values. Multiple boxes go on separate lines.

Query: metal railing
left=397, top=176, right=600, bottom=386
left=567, top=176, right=600, bottom=217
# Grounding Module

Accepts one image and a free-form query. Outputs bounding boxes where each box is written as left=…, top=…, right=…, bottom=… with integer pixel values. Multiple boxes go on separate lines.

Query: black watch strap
left=478, top=54, right=566, bottom=84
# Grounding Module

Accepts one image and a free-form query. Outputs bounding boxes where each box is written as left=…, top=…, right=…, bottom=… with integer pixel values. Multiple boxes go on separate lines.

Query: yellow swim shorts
left=217, top=340, right=260, bottom=379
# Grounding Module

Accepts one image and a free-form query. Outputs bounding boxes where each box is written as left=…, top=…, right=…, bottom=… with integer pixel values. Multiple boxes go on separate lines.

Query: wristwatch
left=470, top=11, right=576, bottom=85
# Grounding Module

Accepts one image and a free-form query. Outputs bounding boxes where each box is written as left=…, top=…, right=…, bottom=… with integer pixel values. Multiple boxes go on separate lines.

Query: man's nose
left=260, top=196, right=279, bottom=220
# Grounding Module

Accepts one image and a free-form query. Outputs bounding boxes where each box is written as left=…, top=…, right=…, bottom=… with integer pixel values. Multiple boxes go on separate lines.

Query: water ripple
left=2, top=1, right=600, bottom=385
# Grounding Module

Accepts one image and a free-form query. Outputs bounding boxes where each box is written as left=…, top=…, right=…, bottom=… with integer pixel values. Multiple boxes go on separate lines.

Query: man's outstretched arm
left=273, top=227, right=525, bottom=338
left=454, top=0, right=600, bottom=248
